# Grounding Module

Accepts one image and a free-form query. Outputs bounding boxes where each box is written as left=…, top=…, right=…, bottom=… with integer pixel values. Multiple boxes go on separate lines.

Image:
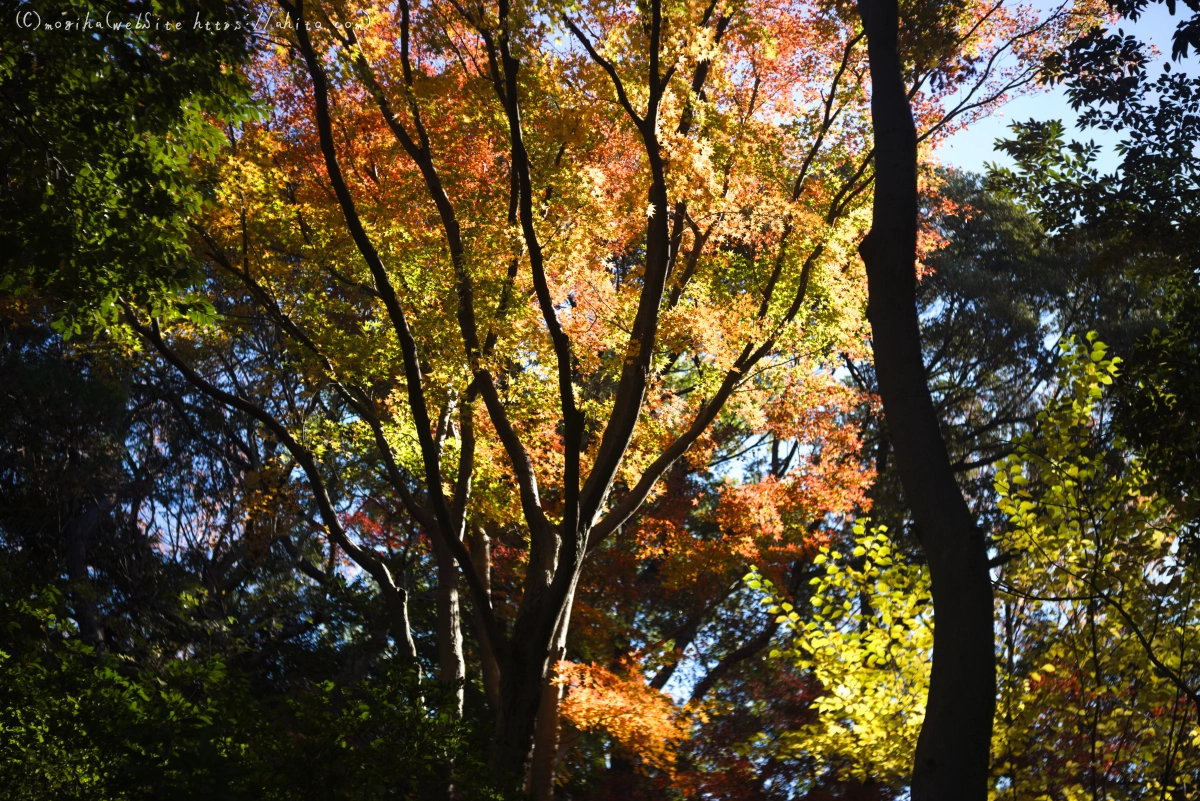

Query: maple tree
left=174, top=0, right=1094, bottom=781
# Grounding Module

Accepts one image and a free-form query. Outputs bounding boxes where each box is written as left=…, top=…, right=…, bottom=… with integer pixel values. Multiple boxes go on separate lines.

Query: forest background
left=2, top=0, right=1199, bottom=798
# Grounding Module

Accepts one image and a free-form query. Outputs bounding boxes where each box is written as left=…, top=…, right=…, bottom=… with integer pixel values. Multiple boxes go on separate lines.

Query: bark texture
left=470, top=527, right=502, bottom=714
left=856, top=0, right=996, bottom=797
left=434, top=539, right=466, bottom=717
left=529, top=615, right=570, bottom=800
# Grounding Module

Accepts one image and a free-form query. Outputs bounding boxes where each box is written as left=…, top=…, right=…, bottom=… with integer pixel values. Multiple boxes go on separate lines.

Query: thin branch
left=122, top=301, right=420, bottom=664
left=563, top=16, right=645, bottom=128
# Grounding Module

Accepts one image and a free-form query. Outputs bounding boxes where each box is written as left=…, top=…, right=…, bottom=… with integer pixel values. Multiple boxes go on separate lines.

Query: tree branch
left=122, top=301, right=420, bottom=665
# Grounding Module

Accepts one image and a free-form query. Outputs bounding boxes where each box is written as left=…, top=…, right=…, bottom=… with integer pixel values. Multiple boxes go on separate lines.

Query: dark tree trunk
left=63, top=504, right=108, bottom=654
left=493, top=648, right=548, bottom=784
left=856, top=0, right=996, bottom=797
left=490, top=576, right=580, bottom=790
left=529, top=615, right=569, bottom=800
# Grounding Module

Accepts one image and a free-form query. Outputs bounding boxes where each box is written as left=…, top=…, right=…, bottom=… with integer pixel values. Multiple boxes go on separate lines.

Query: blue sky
left=937, top=4, right=1196, bottom=174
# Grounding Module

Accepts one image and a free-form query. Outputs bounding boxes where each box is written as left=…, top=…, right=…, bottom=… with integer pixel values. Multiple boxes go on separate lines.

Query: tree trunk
left=529, top=615, right=570, bottom=800
left=493, top=648, right=547, bottom=785
left=470, top=526, right=501, bottom=714
left=63, top=504, right=107, bottom=654
left=856, top=0, right=996, bottom=797
left=491, top=573, right=580, bottom=788
left=433, top=537, right=466, bottom=717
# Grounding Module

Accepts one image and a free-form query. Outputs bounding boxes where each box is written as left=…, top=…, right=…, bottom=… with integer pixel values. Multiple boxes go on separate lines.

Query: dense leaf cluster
left=0, top=0, right=256, bottom=334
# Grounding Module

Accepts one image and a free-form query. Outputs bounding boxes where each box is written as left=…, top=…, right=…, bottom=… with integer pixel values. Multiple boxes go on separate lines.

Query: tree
left=747, top=525, right=933, bottom=792
left=853, top=0, right=996, bottom=795
left=108, top=0, right=1069, bottom=789
left=755, top=337, right=1200, bottom=798
left=0, top=302, right=508, bottom=799
left=990, top=22, right=1200, bottom=525
left=971, top=14, right=1200, bottom=791
left=0, top=586, right=503, bottom=801
left=0, top=0, right=1098, bottom=795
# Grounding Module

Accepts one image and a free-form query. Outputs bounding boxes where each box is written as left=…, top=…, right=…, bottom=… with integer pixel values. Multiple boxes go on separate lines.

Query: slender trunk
left=434, top=537, right=466, bottom=717
left=856, top=0, right=995, bottom=798
left=63, top=504, right=107, bottom=654
left=384, top=584, right=420, bottom=670
left=428, top=538, right=464, bottom=801
left=529, top=615, right=570, bottom=800
left=470, top=526, right=501, bottom=714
